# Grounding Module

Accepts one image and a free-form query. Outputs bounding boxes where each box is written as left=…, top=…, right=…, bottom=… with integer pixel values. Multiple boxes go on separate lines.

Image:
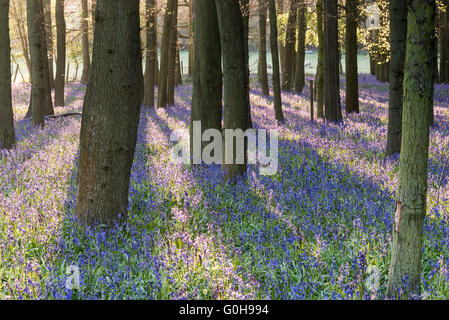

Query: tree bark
left=345, top=0, right=359, bottom=114
left=316, top=0, right=324, bottom=118
left=387, top=0, right=436, bottom=297
left=0, top=0, right=15, bottom=149
left=190, top=0, right=222, bottom=159
left=386, top=0, right=407, bottom=157
left=282, top=0, right=298, bottom=91
left=144, top=0, right=157, bottom=107
left=268, top=0, right=284, bottom=122
left=440, top=0, right=449, bottom=83
left=258, top=0, right=269, bottom=95
left=43, top=0, right=54, bottom=89
left=76, top=0, right=142, bottom=226
left=215, top=0, right=251, bottom=182
left=294, top=0, right=306, bottom=93
left=80, top=0, right=90, bottom=83
left=323, top=0, right=342, bottom=122
left=188, top=0, right=194, bottom=77
left=157, top=0, right=176, bottom=108
left=54, top=0, right=66, bottom=107
left=167, top=0, right=178, bottom=106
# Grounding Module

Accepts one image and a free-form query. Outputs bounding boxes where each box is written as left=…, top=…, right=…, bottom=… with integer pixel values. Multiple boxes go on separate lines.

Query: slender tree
left=0, top=0, right=15, bottom=149
left=54, top=0, right=66, bottom=107
left=294, top=0, right=306, bottom=93
left=76, top=0, right=142, bottom=226
left=215, top=0, right=251, bottom=182
left=258, top=0, right=269, bottom=95
left=268, top=0, right=284, bottom=122
left=385, top=0, right=407, bottom=157
left=27, top=0, right=48, bottom=126
left=387, top=0, right=436, bottom=297
left=190, top=0, right=222, bottom=159
left=80, top=0, right=90, bottom=83
left=157, top=0, right=176, bottom=108
left=188, top=0, right=194, bottom=77
left=144, top=0, right=157, bottom=107
left=316, top=0, right=324, bottom=118
left=323, top=0, right=342, bottom=122
left=345, top=0, right=359, bottom=114
left=167, top=0, right=178, bottom=106
left=440, top=0, right=449, bottom=83
left=43, top=0, right=54, bottom=88
left=282, top=0, right=298, bottom=91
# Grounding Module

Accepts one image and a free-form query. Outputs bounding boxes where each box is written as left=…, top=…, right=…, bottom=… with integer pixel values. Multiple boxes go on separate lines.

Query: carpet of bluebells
left=1, top=75, right=449, bottom=300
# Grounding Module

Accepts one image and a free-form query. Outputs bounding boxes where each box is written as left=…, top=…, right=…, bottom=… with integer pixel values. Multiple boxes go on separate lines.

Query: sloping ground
left=1, top=75, right=448, bottom=299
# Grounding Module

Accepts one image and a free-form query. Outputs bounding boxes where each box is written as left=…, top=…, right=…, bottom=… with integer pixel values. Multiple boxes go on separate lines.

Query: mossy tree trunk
left=76, top=0, right=142, bottom=226
left=282, top=0, right=298, bottom=91
left=43, top=0, right=54, bottom=89
left=167, top=0, right=178, bottom=106
left=0, top=0, right=15, bottom=149
left=387, top=0, right=436, bottom=297
left=386, top=0, right=407, bottom=157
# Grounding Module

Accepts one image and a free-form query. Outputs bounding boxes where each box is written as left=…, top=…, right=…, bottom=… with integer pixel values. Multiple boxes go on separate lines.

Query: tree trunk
left=54, top=0, right=66, bottom=107
left=80, top=0, right=90, bottom=83
left=386, top=0, right=407, bottom=157
left=188, top=0, right=194, bottom=77
left=294, top=0, right=306, bottom=93
left=323, top=0, right=342, bottom=122
left=43, top=0, right=54, bottom=89
left=27, top=0, right=48, bottom=126
left=387, top=0, right=436, bottom=297
left=240, top=0, right=252, bottom=129
left=345, top=0, right=359, bottom=114
left=440, top=0, right=449, bottom=83
left=76, top=0, right=142, bottom=226
left=316, top=0, right=324, bottom=119
left=215, top=0, right=250, bottom=182
left=144, top=0, right=157, bottom=107
left=258, top=0, right=269, bottom=95
left=167, top=1, right=178, bottom=106
left=190, top=0, right=222, bottom=160
left=0, top=0, right=15, bottom=149
left=157, top=0, right=176, bottom=108
left=268, top=0, right=284, bottom=122
left=282, top=0, right=298, bottom=91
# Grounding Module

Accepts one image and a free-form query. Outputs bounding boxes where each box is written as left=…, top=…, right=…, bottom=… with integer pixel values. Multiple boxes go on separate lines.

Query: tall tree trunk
left=240, top=0, right=252, bottom=129
left=258, top=0, right=269, bottom=95
left=282, top=0, right=298, bottom=91
left=294, top=0, right=306, bottom=93
left=215, top=0, right=250, bottom=183
left=345, top=0, right=359, bottom=114
left=80, top=0, right=90, bottom=83
left=157, top=0, right=176, bottom=108
left=316, top=0, right=324, bottom=119
left=386, top=0, right=407, bottom=157
left=27, top=0, right=48, bottom=126
left=323, top=0, right=342, bottom=122
left=144, top=0, right=157, bottom=107
left=268, top=0, right=284, bottom=122
left=0, top=0, right=15, bottom=149
left=278, top=0, right=285, bottom=73
left=387, top=0, right=436, bottom=297
left=188, top=0, right=194, bottom=77
left=440, top=0, right=449, bottom=83
left=76, top=0, right=142, bottom=226
left=54, top=0, right=65, bottom=107
left=11, top=0, right=32, bottom=82
left=167, top=1, right=178, bottom=106
left=190, top=0, right=222, bottom=160
left=43, top=0, right=54, bottom=89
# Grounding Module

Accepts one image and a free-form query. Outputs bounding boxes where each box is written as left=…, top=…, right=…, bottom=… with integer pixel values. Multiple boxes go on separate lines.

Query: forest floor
left=1, top=75, right=449, bottom=299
